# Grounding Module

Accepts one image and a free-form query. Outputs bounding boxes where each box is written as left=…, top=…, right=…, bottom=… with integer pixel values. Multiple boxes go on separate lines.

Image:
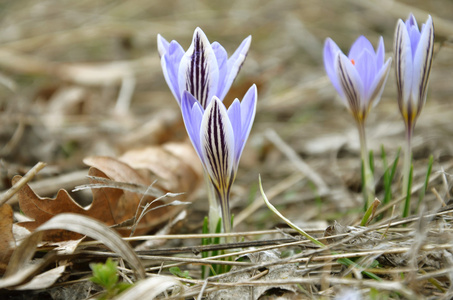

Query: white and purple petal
left=179, top=28, right=219, bottom=109
left=336, top=53, right=365, bottom=120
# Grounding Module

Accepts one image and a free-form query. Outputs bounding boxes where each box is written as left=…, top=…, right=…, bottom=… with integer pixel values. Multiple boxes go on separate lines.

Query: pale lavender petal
left=411, top=15, right=434, bottom=112
left=376, top=37, right=385, bottom=70
left=237, top=84, right=257, bottom=162
left=336, top=53, right=365, bottom=120
left=348, top=36, right=374, bottom=61
left=323, top=38, right=343, bottom=97
left=157, top=34, right=170, bottom=58
left=161, top=41, right=185, bottom=104
left=354, top=49, right=376, bottom=101
left=368, top=58, right=392, bottom=108
left=219, top=36, right=252, bottom=100
left=394, top=19, right=413, bottom=110
left=227, top=99, right=242, bottom=163
left=179, top=27, right=219, bottom=109
left=181, top=91, right=204, bottom=162
left=212, top=42, right=228, bottom=101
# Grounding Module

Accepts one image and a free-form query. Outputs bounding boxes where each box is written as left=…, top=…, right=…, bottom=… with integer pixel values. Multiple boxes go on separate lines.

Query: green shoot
left=417, top=155, right=433, bottom=212
left=169, top=267, right=192, bottom=279
left=90, top=258, right=132, bottom=300
left=402, top=164, right=413, bottom=218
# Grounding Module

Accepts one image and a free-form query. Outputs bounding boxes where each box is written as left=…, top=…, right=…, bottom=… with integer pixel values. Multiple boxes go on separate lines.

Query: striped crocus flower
left=394, top=14, right=434, bottom=210
left=181, top=85, right=257, bottom=233
left=394, top=14, right=434, bottom=136
left=157, top=27, right=251, bottom=109
left=323, top=36, right=392, bottom=211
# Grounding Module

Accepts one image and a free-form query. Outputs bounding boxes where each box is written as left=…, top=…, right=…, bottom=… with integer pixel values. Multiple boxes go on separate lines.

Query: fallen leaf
left=15, top=142, right=203, bottom=241
left=0, top=204, right=15, bottom=273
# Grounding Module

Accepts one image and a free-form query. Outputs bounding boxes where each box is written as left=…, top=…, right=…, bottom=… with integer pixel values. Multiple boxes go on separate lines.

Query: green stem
left=358, top=122, right=374, bottom=211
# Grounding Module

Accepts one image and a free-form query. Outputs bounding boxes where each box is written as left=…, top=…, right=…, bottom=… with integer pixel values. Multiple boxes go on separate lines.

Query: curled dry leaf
left=0, top=213, right=145, bottom=290
left=15, top=142, right=202, bottom=241
left=0, top=204, right=15, bottom=273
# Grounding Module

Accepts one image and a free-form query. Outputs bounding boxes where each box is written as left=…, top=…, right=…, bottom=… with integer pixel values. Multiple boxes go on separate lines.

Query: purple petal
left=348, top=36, right=374, bottom=61
left=227, top=98, right=242, bottom=163
left=237, top=84, right=257, bottom=162
left=323, top=38, right=343, bottom=97
left=179, top=27, right=219, bottom=109
left=212, top=42, right=228, bottom=98
left=219, top=36, right=252, bottom=100
left=181, top=91, right=204, bottom=162
left=376, top=37, right=385, bottom=70
left=161, top=41, right=185, bottom=104
left=354, top=49, right=376, bottom=101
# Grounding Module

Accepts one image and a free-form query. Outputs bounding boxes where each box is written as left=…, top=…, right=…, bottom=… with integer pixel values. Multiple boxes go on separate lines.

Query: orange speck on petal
left=350, top=59, right=355, bottom=65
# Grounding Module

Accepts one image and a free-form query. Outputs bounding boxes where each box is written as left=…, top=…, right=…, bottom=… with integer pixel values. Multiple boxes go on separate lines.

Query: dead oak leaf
left=0, top=204, right=15, bottom=273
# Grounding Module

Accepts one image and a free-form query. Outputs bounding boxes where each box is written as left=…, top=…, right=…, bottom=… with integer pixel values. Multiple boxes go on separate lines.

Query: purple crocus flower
left=394, top=14, right=434, bottom=133
left=158, top=27, right=251, bottom=109
left=323, top=36, right=391, bottom=212
left=323, top=36, right=392, bottom=123
left=181, top=84, right=257, bottom=233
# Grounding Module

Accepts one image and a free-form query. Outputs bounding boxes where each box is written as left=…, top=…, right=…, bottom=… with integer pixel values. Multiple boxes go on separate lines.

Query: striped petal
left=201, top=97, right=235, bottom=232
left=201, top=97, right=235, bottom=195
left=336, top=53, right=365, bottom=121
left=394, top=19, right=413, bottom=117
left=411, top=15, right=434, bottom=116
left=179, top=27, right=219, bottom=109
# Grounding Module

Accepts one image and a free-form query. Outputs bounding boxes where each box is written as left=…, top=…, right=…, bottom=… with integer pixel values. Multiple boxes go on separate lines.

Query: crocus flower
left=394, top=14, right=434, bottom=135
left=324, top=36, right=392, bottom=123
left=394, top=14, right=434, bottom=213
left=323, top=36, right=391, bottom=213
left=181, top=84, right=257, bottom=233
left=158, top=27, right=251, bottom=109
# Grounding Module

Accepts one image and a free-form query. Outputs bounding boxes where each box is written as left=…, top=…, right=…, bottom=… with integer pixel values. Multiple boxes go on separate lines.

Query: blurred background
left=1, top=0, right=452, bottom=231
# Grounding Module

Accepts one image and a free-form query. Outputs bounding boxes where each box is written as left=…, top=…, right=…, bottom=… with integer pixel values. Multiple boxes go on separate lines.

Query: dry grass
left=1, top=0, right=453, bottom=299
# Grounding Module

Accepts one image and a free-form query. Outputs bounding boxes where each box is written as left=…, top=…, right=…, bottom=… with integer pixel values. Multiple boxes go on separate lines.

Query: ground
left=1, top=0, right=453, bottom=299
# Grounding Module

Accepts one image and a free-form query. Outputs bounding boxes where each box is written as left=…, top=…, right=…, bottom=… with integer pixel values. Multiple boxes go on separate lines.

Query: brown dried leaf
left=0, top=204, right=15, bottom=273
left=15, top=142, right=202, bottom=241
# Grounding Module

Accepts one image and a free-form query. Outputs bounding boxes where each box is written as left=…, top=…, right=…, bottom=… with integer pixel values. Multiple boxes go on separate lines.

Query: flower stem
left=357, top=122, right=374, bottom=211
left=402, top=128, right=412, bottom=199
left=204, top=171, right=220, bottom=233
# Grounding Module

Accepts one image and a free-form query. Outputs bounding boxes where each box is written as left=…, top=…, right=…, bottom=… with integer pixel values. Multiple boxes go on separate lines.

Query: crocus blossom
left=181, top=85, right=257, bottom=232
left=394, top=14, right=434, bottom=213
left=158, top=27, right=251, bottom=109
left=323, top=36, right=391, bottom=213
left=394, top=14, right=434, bottom=134
left=323, top=36, right=392, bottom=123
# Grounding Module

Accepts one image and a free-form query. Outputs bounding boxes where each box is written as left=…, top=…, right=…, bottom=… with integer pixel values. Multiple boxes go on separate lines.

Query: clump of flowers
left=158, top=28, right=255, bottom=233
left=324, top=36, right=392, bottom=210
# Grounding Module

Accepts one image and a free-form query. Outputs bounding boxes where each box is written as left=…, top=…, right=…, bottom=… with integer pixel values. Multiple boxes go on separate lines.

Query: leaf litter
left=1, top=0, right=453, bottom=299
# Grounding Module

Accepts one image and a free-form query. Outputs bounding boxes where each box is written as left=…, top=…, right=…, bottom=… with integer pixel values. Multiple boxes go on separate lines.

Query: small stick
left=0, top=161, right=46, bottom=206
